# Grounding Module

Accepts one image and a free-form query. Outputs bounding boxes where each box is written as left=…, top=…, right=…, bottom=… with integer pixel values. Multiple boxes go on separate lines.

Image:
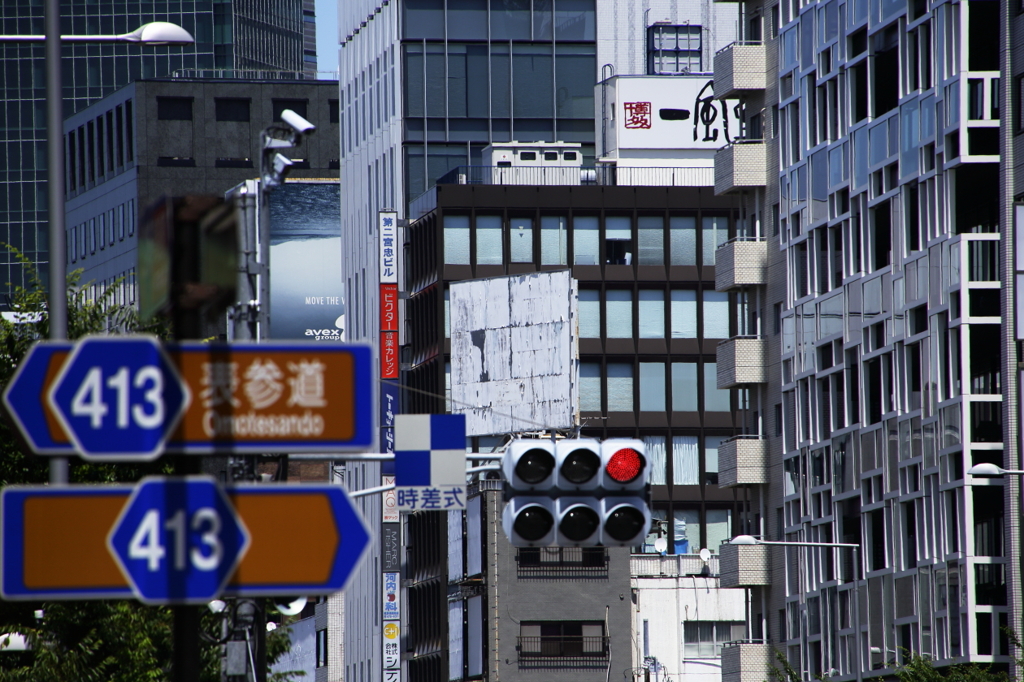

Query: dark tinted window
left=273, top=99, right=309, bottom=121
left=215, top=98, right=250, bottom=122
left=156, top=97, right=193, bottom=121
left=329, top=99, right=339, bottom=123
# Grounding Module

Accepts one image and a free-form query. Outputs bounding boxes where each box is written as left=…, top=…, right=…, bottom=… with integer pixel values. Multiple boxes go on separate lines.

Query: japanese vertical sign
left=379, top=212, right=399, bottom=379
left=381, top=519, right=401, bottom=682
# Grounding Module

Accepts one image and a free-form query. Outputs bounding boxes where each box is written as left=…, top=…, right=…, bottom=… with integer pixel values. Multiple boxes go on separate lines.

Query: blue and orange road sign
left=2, top=341, right=75, bottom=455
left=2, top=337, right=376, bottom=459
left=1, top=482, right=371, bottom=603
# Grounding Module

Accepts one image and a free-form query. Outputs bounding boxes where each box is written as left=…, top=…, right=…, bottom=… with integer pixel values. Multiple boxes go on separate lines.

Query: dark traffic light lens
left=605, top=448, right=644, bottom=484
left=515, top=448, right=555, bottom=484
left=513, top=506, right=554, bottom=542
left=560, top=506, right=600, bottom=542
left=560, top=448, right=600, bottom=484
left=604, top=506, right=646, bottom=542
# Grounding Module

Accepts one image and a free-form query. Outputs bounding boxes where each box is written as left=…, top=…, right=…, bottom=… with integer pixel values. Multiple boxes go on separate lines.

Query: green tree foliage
left=0, top=252, right=300, bottom=681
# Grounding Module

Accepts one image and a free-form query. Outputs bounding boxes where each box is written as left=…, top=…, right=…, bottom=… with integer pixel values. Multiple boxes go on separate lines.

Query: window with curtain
left=605, top=216, right=632, bottom=264
left=639, top=363, right=666, bottom=411
left=606, top=290, right=633, bottom=338
left=704, top=363, right=731, bottom=411
left=574, top=216, right=599, bottom=264
left=476, top=215, right=503, bottom=264
left=541, top=215, right=567, bottom=264
left=644, top=435, right=667, bottom=485
left=578, top=289, right=601, bottom=337
left=670, top=215, right=697, bottom=265
left=705, top=436, right=726, bottom=485
left=638, top=216, right=664, bottom=265
left=607, top=363, right=633, bottom=411
left=673, top=507, right=699, bottom=552
left=702, top=216, right=729, bottom=266
left=638, top=290, right=665, bottom=338
left=671, top=290, right=697, bottom=338
left=706, top=509, right=733, bottom=553
left=673, top=435, right=699, bottom=485
left=510, top=216, right=533, bottom=262
left=682, top=621, right=745, bottom=658
left=703, top=291, right=730, bottom=339
left=672, top=363, right=698, bottom=411
left=580, top=363, right=602, bottom=411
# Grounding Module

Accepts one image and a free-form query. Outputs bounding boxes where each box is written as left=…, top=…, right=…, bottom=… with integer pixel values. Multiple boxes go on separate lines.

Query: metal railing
left=715, top=40, right=765, bottom=56
left=517, top=547, right=609, bottom=578
left=518, top=636, right=609, bottom=658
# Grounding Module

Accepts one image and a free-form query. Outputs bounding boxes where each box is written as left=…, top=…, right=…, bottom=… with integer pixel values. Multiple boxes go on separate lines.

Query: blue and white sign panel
left=394, top=414, right=466, bottom=511
left=48, top=336, right=190, bottom=461
left=107, top=476, right=250, bottom=605
left=2, top=341, right=75, bottom=454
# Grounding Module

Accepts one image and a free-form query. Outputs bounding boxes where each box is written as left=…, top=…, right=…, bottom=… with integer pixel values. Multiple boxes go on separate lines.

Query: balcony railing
left=713, top=42, right=767, bottom=99
left=517, top=547, right=609, bottom=579
left=718, top=435, right=768, bottom=487
left=714, top=141, right=767, bottom=195
left=631, top=553, right=720, bottom=577
left=719, top=542, right=770, bottom=587
left=715, top=237, right=767, bottom=291
left=721, top=641, right=773, bottom=682
left=517, top=636, right=610, bottom=668
left=717, top=336, right=767, bottom=388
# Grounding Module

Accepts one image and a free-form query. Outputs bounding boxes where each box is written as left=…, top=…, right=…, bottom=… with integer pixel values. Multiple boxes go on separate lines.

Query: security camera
left=280, top=109, right=316, bottom=135
left=272, top=152, right=294, bottom=175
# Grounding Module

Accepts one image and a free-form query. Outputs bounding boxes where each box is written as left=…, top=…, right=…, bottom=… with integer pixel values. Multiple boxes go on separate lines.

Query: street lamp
left=967, top=463, right=1024, bottom=477
left=730, top=535, right=863, bottom=682
left=0, top=9, right=193, bottom=484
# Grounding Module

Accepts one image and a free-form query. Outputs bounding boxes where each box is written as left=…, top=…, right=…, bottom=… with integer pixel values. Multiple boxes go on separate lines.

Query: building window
left=156, top=96, right=193, bottom=121
left=316, top=628, right=327, bottom=667
left=580, top=363, right=602, bottom=411
left=705, top=436, right=726, bottom=485
left=574, top=216, right=600, bottom=265
left=671, top=290, right=697, bottom=338
left=540, top=215, right=567, bottom=265
left=704, top=363, right=731, bottom=411
left=444, top=215, right=471, bottom=264
left=517, top=547, right=609, bottom=577
left=702, top=216, right=729, bottom=266
left=703, top=291, right=730, bottom=339
left=638, top=216, right=664, bottom=265
left=519, top=622, right=607, bottom=659
left=639, top=362, right=666, bottom=411
left=273, top=98, right=309, bottom=121
left=605, top=290, right=633, bottom=338
left=670, top=216, right=697, bottom=265
left=605, top=216, right=632, bottom=264
left=638, top=290, right=665, bottom=338
left=672, top=436, right=699, bottom=485
left=329, top=98, right=340, bottom=123
left=645, top=436, right=667, bottom=486
left=647, top=24, right=702, bottom=75
left=682, top=621, right=745, bottom=658
left=606, top=363, right=633, bottom=411
left=215, top=98, right=251, bottom=122
left=578, top=290, right=601, bottom=337
left=672, top=363, right=698, bottom=411
left=476, top=215, right=503, bottom=265
left=510, top=216, right=534, bottom=262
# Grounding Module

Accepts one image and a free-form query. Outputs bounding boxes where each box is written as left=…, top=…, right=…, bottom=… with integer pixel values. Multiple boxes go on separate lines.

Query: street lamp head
left=122, top=22, right=195, bottom=45
left=730, top=534, right=760, bottom=545
left=967, top=463, right=1005, bottom=478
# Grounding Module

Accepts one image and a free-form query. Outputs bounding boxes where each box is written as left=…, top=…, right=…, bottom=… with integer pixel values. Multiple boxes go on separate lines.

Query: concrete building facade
left=711, top=2, right=1016, bottom=682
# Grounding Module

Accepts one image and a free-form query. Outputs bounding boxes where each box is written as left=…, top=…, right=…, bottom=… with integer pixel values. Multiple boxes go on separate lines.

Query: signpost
left=394, top=413, right=467, bottom=511
left=48, top=336, right=190, bottom=461
left=1, top=481, right=371, bottom=602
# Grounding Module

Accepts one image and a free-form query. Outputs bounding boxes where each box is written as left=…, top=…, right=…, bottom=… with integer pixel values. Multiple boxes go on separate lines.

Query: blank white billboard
left=450, top=270, right=578, bottom=436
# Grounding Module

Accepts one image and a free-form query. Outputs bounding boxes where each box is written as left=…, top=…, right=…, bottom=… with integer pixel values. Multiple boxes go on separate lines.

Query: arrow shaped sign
left=1, top=482, right=371, bottom=602
left=2, top=341, right=75, bottom=455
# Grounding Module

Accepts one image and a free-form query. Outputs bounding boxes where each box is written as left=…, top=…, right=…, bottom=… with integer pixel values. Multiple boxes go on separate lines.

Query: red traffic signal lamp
left=501, top=438, right=650, bottom=548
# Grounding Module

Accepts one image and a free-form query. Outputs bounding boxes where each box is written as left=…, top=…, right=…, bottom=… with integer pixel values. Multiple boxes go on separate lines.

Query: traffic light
left=501, top=438, right=651, bottom=548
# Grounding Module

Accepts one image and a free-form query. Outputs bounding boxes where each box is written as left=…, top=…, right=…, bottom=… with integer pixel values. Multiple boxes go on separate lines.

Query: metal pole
left=43, top=0, right=68, bottom=486
left=853, top=547, right=862, bottom=682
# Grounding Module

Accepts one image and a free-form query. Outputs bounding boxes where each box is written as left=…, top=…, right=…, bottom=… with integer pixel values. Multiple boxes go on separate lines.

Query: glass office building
left=0, top=1, right=312, bottom=306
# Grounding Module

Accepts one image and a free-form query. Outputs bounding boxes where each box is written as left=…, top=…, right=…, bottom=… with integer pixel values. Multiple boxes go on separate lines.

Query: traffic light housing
left=501, top=438, right=650, bottom=547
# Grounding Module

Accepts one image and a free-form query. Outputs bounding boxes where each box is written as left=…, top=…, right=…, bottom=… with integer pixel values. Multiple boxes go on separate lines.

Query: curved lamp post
left=730, top=535, right=863, bottom=682
left=967, top=463, right=1024, bottom=477
left=3, top=21, right=195, bottom=44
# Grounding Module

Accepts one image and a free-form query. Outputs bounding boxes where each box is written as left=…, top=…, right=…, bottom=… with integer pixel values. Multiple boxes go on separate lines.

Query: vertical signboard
left=268, top=182, right=345, bottom=341
left=379, top=210, right=401, bottom=682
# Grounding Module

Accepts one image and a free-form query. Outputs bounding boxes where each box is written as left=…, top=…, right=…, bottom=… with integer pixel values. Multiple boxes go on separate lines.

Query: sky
left=314, top=0, right=339, bottom=77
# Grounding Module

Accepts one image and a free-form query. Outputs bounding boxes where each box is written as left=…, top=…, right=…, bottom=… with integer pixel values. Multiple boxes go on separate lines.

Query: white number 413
left=128, top=508, right=223, bottom=572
